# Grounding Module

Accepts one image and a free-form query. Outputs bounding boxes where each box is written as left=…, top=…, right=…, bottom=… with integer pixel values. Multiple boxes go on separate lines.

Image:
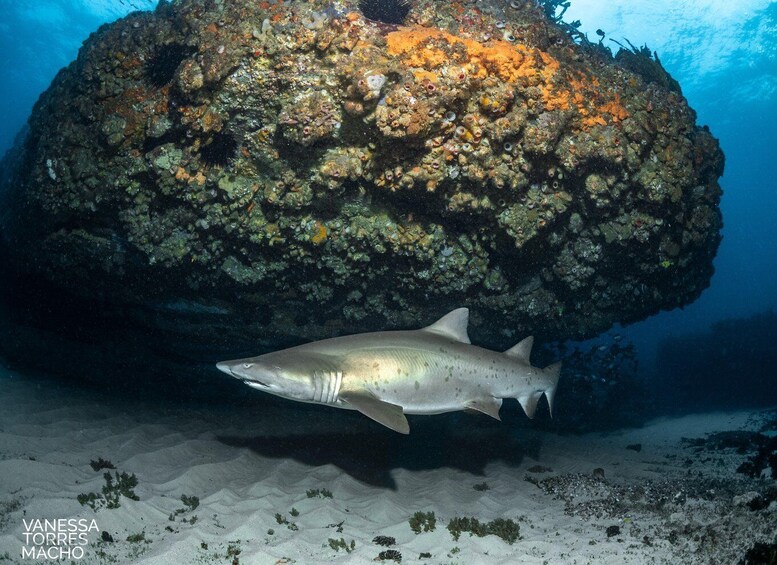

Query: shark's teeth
left=245, top=378, right=269, bottom=387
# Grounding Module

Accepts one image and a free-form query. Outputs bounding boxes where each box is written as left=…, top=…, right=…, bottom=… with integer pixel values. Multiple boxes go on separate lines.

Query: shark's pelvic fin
left=339, top=391, right=410, bottom=434
left=466, top=397, right=503, bottom=421
left=422, top=307, right=471, bottom=344
left=504, top=336, right=534, bottom=363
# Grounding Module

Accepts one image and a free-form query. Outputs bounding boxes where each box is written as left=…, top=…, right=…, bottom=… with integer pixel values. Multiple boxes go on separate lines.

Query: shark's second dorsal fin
left=422, top=308, right=470, bottom=344
left=505, top=336, right=533, bottom=363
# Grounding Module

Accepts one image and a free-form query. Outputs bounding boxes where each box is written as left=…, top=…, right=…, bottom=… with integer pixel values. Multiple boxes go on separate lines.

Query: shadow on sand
left=218, top=410, right=543, bottom=489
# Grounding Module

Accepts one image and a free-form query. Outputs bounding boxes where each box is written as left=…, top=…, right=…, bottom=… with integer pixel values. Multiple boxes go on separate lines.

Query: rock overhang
left=0, top=0, right=723, bottom=380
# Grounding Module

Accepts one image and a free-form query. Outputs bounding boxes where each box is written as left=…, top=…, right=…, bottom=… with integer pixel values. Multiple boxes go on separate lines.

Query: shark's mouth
left=243, top=378, right=270, bottom=388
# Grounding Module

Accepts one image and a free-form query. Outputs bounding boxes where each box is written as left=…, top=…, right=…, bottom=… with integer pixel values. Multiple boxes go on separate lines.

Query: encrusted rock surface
left=0, top=0, right=723, bottom=358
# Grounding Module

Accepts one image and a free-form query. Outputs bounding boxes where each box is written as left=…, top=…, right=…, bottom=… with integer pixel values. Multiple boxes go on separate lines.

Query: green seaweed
left=378, top=549, right=402, bottom=562
left=274, top=513, right=298, bottom=531
left=103, top=472, right=139, bottom=508
left=181, top=494, right=199, bottom=510
left=409, top=511, right=436, bottom=534
left=126, top=532, right=147, bottom=543
left=77, top=471, right=139, bottom=510
left=328, top=538, right=355, bottom=553
left=447, top=516, right=521, bottom=545
left=170, top=494, right=200, bottom=521
left=89, top=458, right=116, bottom=471
left=306, top=488, right=333, bottom=499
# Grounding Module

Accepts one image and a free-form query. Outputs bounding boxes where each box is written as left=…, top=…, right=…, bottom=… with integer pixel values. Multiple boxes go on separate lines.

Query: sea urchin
left=359, top=0, right=411, bottom=25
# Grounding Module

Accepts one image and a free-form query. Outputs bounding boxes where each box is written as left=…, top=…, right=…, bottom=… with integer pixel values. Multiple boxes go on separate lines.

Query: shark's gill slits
left=312, top=371, right=342, bottom=404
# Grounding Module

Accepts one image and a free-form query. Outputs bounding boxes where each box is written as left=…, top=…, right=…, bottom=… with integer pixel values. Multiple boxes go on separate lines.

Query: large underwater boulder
left=0, top=0, right=722, bottom=372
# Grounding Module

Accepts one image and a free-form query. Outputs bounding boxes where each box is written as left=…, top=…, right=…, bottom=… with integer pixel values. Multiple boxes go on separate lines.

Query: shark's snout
left=216, top=360, right=273, bottom=389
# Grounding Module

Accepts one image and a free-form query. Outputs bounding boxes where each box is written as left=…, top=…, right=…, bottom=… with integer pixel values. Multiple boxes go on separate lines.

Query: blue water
left=564, top=0, right=777, bottom=368
left=0, top=5, right=775, bottom=563
left=0, top=0, right=775, bottom=376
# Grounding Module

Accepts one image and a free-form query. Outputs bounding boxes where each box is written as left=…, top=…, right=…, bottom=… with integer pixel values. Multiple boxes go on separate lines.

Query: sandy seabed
left=0, top=367, right=774, bottom=565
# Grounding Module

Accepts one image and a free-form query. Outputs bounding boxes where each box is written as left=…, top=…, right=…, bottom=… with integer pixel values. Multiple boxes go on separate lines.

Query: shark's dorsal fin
left=339, top=391, right=410, bottom=434
left=422, top=308, right=470, bottom=344
left=505, top=336, right=533, bottom=363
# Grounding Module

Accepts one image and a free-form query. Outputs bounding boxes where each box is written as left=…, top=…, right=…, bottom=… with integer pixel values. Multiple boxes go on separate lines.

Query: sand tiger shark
left=216, top=308, right=560, bottom=434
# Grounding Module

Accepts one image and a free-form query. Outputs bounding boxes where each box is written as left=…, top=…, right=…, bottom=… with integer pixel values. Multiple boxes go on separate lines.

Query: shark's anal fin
left=517, top=392, right=544, bottom=419
left=465, top=397, right=503, bottom=421
left=339, top=391, right=410, bottom=434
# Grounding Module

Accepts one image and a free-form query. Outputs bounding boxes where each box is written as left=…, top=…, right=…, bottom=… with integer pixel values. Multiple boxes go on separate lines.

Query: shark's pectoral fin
left=465, top=397, right=503, bottom=421
left=339, top=391, right=410, bottom=434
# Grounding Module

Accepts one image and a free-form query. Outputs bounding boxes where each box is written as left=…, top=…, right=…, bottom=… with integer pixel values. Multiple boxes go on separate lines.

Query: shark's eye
left=242, top=363, right=254, bottom=369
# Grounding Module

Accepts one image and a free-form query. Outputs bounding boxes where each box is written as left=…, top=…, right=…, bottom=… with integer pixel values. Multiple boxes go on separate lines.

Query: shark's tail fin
left=516, top=361, right=561, bottom=419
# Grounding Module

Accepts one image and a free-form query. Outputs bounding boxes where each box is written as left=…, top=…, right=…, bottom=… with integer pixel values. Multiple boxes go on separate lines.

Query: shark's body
left=216, top=308, right=560, bottom=434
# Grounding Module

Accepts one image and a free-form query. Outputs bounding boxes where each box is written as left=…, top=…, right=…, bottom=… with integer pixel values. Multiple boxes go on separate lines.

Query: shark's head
left=216, top=352, right=322, bottom=401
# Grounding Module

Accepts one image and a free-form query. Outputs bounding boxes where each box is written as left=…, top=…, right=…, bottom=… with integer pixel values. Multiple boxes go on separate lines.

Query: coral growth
left=0, top=0, right=724, bottom=381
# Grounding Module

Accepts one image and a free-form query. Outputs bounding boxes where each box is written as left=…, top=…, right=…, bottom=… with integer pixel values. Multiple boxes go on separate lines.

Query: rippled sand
left=0, top=369, right=774, bottom=564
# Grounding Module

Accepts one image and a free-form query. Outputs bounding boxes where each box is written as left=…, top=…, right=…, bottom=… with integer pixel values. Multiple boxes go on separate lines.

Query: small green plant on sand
left=274, top=512, right=298, bottom=531
left=181, top=494, right=199, bottom=510
left=89, top=458, right=116, bottom=471
left=328, top=538, right=355, bottom=553
left=78, top=472, right=139, bottom=510
left=378, top=549, right=402, bottom=562
left=126, top=532, right=148, bottom=543
left=169, top=494, right=199, bottom=522
left=103, top=472, right=139, bottom=509
left=447, top=517, right=521, bottom=545
left=227, top=542, right=241, bottom=560
left=306, top=488, right=333, bottom=499
left=409, top=511, right=436, bottom=534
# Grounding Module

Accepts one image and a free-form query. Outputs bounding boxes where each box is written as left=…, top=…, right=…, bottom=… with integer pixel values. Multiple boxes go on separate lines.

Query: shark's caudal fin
left=422, top=308, right=471, bottom=344
left=517, top=361, right=562, bottom=419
